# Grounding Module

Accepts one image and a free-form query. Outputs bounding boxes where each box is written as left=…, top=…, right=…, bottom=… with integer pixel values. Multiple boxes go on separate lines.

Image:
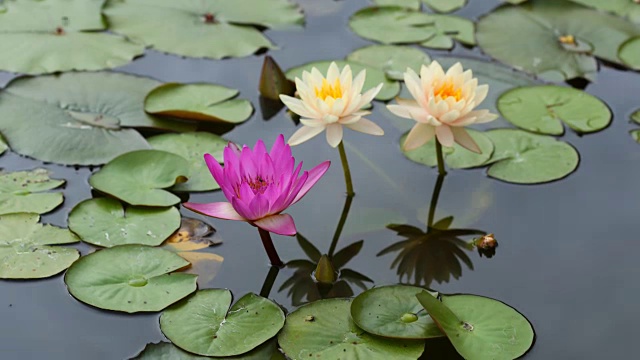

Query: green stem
left=327, top=194, right=354, bottom=258
left=259, top=265, right=280, bottom=298
left=258, top=228, right=284, bottom=267
left=427, top=174, right=446, bottom=229
left=337, top=141, right=355, bottom=197
left=435, top=140, right=447, bottom=176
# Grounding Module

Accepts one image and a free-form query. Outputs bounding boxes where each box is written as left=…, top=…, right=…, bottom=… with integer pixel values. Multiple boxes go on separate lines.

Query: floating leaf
left=259, top=56, right=295, bottom=101
left=0, top=169, right=64, bottom=215
left=420, top=15, right=475, bottom=50
left=633, top=109, right=640, bottom=124
left=351, top=285, right=442, bottom=339
left=65, top=244, right=197, bottom=313
left=68, top=198, right=180, bottom=248
left=571, top=0, right=640, bottom=23
left=423, top=0, right=467, bottom=13
left=148, top=132, right=228, bottom=192
left=0, top=0, right=144, bottom=74
left=416, top=292, right=535, bottom=360
left=161, top=289, right=285, bottom=357
left=132, top=340, right=282, bottom=360
left=631, top=130, right=640, bottom=143
left=401, top=129, right=494, bottom=169
left=0, top=136, right=7, bottom=155
left=0, top=213, right=79, bottom=279
left=278, top=298, right=424, bottom=359
left=89, top=150, right=190, bottom=207
left=619, top=36, right=640, bottom=70
left=104, top=0, right=303, bottom=59
left=483, top=129, right=579, bottom=184
left=145, top=84, right=253, bottom=124
left=286, top=60, right=400, bottom=101
left=372, top=0, right=421, bottom=10
left=350, top=7, right=436, bottom=44
left=346, top=45, right=431, bottom=81
left=477, top=0, right=640, bottom=81
left=498, top=85, right=611, bottom=135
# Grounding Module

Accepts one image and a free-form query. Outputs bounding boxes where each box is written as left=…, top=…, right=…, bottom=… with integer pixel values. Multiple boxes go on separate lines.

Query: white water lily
left=387, top=61, right=498, bottom=152
left=280, top=62, right=384, bottom=148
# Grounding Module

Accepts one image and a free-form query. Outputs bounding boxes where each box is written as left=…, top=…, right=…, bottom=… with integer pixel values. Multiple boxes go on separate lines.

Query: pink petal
left=231, top=196, right=254, bottom=220
left=204, top=153, right=224, bottom=186
left=345, top=118, right=384, bottom=136
left=253, top=138, right=267, bottom=157
left=435, top=125, right=455, bottom=147
left=403, top=123, right=435, bottom=151
left=182, top=202, right=245, bottom=221
left=269, top=134, right=288, bottom=161
left=451, top=127, right=481, bottom=154
left=254, top=214, right=297, bottom=236
left=292, top=160, right=330, bottom=204
left=240, top=146, right=257, bottom=180
left=282, top=170, right=309, bottom=209
left=248, top=193, right=271, bottom=220
left=325, top=123, right=343, bottom=148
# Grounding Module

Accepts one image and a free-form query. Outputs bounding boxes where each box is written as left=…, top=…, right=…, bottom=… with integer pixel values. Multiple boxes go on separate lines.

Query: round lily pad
left=571, top=0, right=640, bottom=24
left=145, top=84, right=253, bottom=124
left=278, top=298, right=424, bottom=359
left=372, top=0, right=421, bottom=10
left=497, top=85, right=611, bottom=135
left=476, top=0, right=640, bottom=81
left=160, top=289, right=285, bottom=357
left=132, top=340, right=282, bottom=360
left=104, top=0, right=303, bottom=59
left=420, top=14, right=475, bottom=50
left=68, top=198, right=181, bottom=248
left=351, top=285, right=443, bottom=339
left=346, top=45, right=431, bottom=81
left=483, top=129, right=579, bottom=184
left=423, top=0, right=467, bottom=13
left=0, top=169, right=64, bottom=215
left=148, top=132, right=228, bottom=192
left=350, top=7, right=436, bottom=45
left=0, top=0, right=144, bottom=74
left=416, top=291, right=535, bottom=360
left=89, top=150, right=190, bottom=207
left=65, top=244, right=197, bottom=313
left=401, top=129, right=494, bottom=169
left=0, top=213, right=79, bottom=279
left=619, top=36, right=640, bottom=70
left=285, top=60, right=400, bottom=101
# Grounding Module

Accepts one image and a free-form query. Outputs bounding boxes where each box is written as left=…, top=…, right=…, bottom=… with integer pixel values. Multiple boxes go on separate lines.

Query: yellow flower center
left=315, top=78, right=343, bottom=101
left=434, top=81, right=462, bottom=101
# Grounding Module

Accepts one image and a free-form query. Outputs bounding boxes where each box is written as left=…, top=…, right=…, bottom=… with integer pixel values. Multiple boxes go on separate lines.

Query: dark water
left=1, top=0, right=638, bottom=358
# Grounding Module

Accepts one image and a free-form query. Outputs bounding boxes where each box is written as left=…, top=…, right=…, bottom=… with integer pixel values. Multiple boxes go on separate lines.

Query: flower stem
left=258, top=228, right=284, bottom=267
left=328, top=193, right=354, bottom=258
left=337, top=141, right=355, bottom=197
left=427, top=174, right=446, bottom=229
left=435, top=140, right=447, bottom=176
left=259, top=265, right=280, bottom=298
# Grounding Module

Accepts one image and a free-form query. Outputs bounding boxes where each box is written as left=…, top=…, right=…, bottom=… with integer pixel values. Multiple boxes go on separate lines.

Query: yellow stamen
left=315, top=78, right=343, bottom=101
left=559, top=35, right=576, bottom=45
left=434, top=81, right=462, bottom=101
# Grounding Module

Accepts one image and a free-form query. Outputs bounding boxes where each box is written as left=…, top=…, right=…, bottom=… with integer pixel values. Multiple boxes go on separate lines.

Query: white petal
left=404, top=68, right=427, bottom=108
left=396, top=98, right=420, bottom=107
left=340, top=66, right=353, bottom=92
left=352, top=70, right=366, bottom=95
left=473, top=84, right=489, bottom=105
left=440, top=110, right=461, bottom=124
left=310, top=67, right=325, bottom=86
left=359, top=83, right=383, bottom=106
left=327, top=62, right=340, bottom=83
left=435, top=125, right=454, bottom=147
left=446, top=62, right=463, bottom=77
left=300, top=118, right=326, bottom=127
left=429, top=61, right=445, bottom=79
left=345, top=118, right=384, bottom=136
left=326, top=123, right=343, bottom=147
left=451, top=127, right=481, bottom=153
left=338, top=114, right=362, bottom=124
left=404, top=123, right=435, bottom=151
left=475, top=112, right=499, bottom=124
left=280, top=95, right=318, bottom=119
left=288, top=125, right=326, bottom=146
left=330, top=97, right=346, bottom=116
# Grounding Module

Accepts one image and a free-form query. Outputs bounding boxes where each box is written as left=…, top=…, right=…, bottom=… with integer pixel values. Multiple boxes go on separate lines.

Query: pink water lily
left=183, top=135, right=330, bottom=237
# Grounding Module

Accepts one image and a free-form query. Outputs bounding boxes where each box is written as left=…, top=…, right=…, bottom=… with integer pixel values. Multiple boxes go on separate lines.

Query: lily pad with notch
left=68, top=197, right=181, bottom=248
left=160, top=289, right=285, bottom=357
left=401, top=129, right=494, bottom=169
left=0, top=213, right=79, bottom=279
left=349, top=7, right=436, bottom=45
left=619, top=36, right=640, bottom=70
left=278, top=298, right=424, bottom=359
left=104, top=0, right=303, bottom=59
left=416, top=291, right=535, bottom=360
left=64, top=244, right=197, bottom=313
left=89, top=150, right=190, bottom=207
left=148, top=132, right=229, bottom=192
left=419, top=14, right=475, bottom=50
left=0, top=168, right=64, bottom=215
left=497, top=85, right=611, bottom=135
left=423, top=0, right=467, bottom=13
left=351, top=285, right=443, bottom=339
left=483, top=129, right=579, bottom=184
left=131, top=339, right=283, bottom=360
left=346, top=45, right=431, bottom=81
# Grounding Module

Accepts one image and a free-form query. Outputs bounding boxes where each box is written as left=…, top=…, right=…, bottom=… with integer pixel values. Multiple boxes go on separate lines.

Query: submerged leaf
left=0, top=169, right=64, bottom=215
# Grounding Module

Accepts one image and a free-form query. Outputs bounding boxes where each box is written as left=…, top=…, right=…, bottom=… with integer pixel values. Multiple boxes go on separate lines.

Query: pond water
left=1, top=0, right=639, bottom=358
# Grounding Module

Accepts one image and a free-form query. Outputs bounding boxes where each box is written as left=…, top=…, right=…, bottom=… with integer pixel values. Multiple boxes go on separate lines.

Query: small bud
left=558, top=35, right=576, bottom=46
left=400, top=313, right=419, bottom=323
left=474, top=233, right=498, bottom=258
left=314, top=254, right=337, bottom=284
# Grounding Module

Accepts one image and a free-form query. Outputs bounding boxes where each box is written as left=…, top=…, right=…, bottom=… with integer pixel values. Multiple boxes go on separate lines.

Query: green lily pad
left=89, top=150, right=190, bottom=207
left=0, top=213, right=79, bottom=279
left=160, top=289, right=285, bottom=357
left=476, top=0, right=640, bottom=81
left=278, top=298, right=424, bottom=359
left=401, top=129, right=494, bottom=169
left=148, top=132, right=228, bottom=192
left=104, top=0, right=303, bottom=59
left=346, top=45, right=431, bottom=81
left=497, top=85, right=611, bottom=135
left=632, top=109, right=640, bottom=124
left=571, top=0, right=640, bottom=23
left=420, top=15, right=475, bottom=50
left=372, top=0, right=421, bottom=10
left=0, top=0, right=144, bottom=74
left=132, top=340, right=283, bottom=360
left=65, top=244, right=197, bottom=313
left=483, top=129, right=579, bottom=184
left=286, top=60, right=400, bottom=101
left=619, top=36, right=640, bottom=70
left=0, top=136, right=7, bottom=155
left=351, top=285, right=442, bottom=339
left=349, top=7, right=436, bottom=44
left=68, top=198, right=181, bottom=248
left=423, top=0, right=467, bottom=13
left=145, top=83, right=253, bottom=124
left=631, top=130, right=640, bottom=143
left=0, top=169, right=64, bottom=215
left=416, top=291, right=535, bottom=360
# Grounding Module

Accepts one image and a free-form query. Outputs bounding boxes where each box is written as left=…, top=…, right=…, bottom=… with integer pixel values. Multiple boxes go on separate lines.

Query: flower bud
left=474, top=233, right=498, bottom=258
left=314, top=255, right=337, bottom=284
